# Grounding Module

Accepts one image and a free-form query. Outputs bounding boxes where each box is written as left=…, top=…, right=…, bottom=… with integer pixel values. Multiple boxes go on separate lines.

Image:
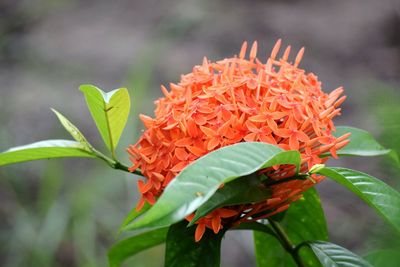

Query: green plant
left=1, top=41, right=399, bottom=267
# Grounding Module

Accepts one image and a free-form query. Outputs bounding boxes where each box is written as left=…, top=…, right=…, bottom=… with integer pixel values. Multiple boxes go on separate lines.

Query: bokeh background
left=1, top=0, right=400, bottom=266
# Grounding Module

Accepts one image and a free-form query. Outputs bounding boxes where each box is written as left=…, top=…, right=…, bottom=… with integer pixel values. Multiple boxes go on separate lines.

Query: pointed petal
left=200, top=126, right=216, bottom=137
left=249, top=114, right=268, bottom=123
left=138, top=179, right=152, bottom=194
left=175, top=147, right=189, bottom=161
left=244, top=132, right=258, bottom=142
left=195, top=223, right=206, bottom=242
left=170, top=161, right=187, bottom=172
left=175, top=137, right=192, bottom=147
left=135, top=197, right=146, bottom=211
left=219, top=208, right=238, bottom=218
left=289, top=135, right=300, bottom=150
left=296, top=130, right=310, bottom=142
left=187, top=145, right=206, bottom=157
left=207, top=138, right=220, bottom=151
left=212, top=216, right=221, bottom=234
left=274, top=129, right=292, bottom=138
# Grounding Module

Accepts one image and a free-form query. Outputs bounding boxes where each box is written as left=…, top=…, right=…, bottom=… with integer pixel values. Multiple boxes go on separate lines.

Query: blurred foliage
left=0, top=46, right=164, bottom=267
left=363, top=84, right=400, bottom=256
left=0, top=0, right=73, bottom=63
left=0, top=1, right=195, bottom=265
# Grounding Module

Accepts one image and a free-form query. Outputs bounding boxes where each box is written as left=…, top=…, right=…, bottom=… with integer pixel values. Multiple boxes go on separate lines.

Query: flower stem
left=267, top=219, right=305, bottom=267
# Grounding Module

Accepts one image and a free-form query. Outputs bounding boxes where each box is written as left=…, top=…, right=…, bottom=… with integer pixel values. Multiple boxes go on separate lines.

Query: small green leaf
left=317, top=167, right=400, bottom=233
left=253, top=188, right=326, bottom=267
left=51, top=108, right=93, bottom=151
left=363, top=249, right=400, bottom=267
left=108, top=227, right=168, bottom=267
left=165, top=221, right=224, bottom=267
left=80, top=84, right=130, bottom=157
left=325, top=126, right=394, bottom=159
left=308, top=241, right=372, bottom=267
left=122, top=142, right=301, bottom=231
left=0, top=140, right=95, bottom=166
left=190, top=173, right=272, bottom=225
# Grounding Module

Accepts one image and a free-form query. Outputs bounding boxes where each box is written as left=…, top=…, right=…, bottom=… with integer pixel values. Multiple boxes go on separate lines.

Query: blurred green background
left=0, top=0, right=399, bottom=266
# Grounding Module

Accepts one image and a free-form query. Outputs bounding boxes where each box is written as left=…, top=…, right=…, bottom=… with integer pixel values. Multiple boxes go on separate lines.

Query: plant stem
left=268, top=219, right=305, bottom=267
left=92, top=148, right=143, bottom=176
left=264, top=174, right=309, bottom=186
left=114, top=161, right=143, bottom=176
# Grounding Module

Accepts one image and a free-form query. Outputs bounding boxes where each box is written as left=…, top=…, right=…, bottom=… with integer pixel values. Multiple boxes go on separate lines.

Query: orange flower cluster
left=128, top=40, right=349, bottom=241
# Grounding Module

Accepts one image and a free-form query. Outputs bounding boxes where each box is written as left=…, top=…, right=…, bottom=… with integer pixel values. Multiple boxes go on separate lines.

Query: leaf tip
left=50, top=108, right=60, bottom=116
left=79, top=83, right=92, bottom=91
left=79, top=84, right=103, bottom=94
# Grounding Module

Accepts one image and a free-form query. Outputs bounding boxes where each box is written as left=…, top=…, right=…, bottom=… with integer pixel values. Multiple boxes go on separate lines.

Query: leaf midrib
left=104, top=101, right=115, bottom=157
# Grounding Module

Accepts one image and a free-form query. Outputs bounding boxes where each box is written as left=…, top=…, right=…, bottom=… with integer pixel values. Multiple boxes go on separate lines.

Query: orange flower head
left=128, top=40, right=349, bottom=241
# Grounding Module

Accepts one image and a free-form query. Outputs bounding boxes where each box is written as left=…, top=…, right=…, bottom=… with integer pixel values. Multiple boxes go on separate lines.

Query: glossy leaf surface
left=308, top=241, right=372, bottom=267
left=254, top=230, right=296, bottom=267
left=324, top=126, right=396, bottom=161
left=123, top=142, right=300, bottom=231
left=118, top=202, right=151, bottom=233
left=80, top=84, right=130, bottom=155
left=190, top=173, right=272, bottom=225
left=165, top=221, right=224, bottom=267
left=253, top=188, right=326, bottom=267
left=318, top=167, right=400, bottom=233
left=108, top=227, right=168, bottom=267
left=0, top=140, right=95, bottom=166
left=279, top=188, right=328, bottom=243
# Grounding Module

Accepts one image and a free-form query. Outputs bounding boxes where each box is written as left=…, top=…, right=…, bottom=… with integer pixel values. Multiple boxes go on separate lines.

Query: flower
left=128, top=40, right=350, bottom=241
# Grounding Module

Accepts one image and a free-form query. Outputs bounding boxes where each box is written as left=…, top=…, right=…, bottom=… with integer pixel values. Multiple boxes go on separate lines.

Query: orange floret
left=127, top=40, right=349, bottom=241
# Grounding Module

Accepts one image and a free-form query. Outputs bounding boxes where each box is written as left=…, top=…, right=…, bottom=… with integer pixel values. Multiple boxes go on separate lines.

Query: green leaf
left=190, top=173, right=272, bottom=225
left=118, top=202, right=151, bottom=233
left=165, top=221, right=224, bottom=267
left=325, top=126, right=395, bottom=159
left=235, top=222, right=286, bottom=267
left=363, top=249, right=400, bottom=267
left=80, top=84, right=131, bottom=156
left=254, top=231, right=296, bottom=267
left=108, top=227, right=168, bottom=267
left=51, top=108, right=93, bottom=151
left=317, top=167, right=400, bottom=233
left=122, top=142, right=301, bottom=231
left=280, top=188, right=328, bottom=243
left=308, top=241, right=372, bottom=267
left=0, top=140, right=95, bottom=166
left=279, top=188, right=327, bottom=267
left=253, top=188, right=327, bottom=267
